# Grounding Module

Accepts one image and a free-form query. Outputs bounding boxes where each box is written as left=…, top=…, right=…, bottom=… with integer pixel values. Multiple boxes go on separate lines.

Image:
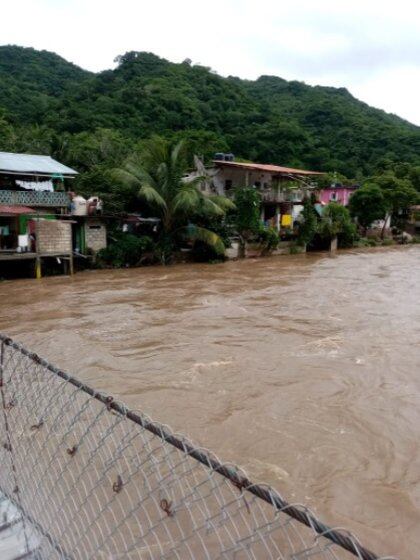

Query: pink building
left=319, top=184, right=358, bottom=206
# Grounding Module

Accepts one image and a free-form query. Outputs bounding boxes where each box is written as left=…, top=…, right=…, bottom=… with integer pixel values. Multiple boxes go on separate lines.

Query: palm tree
left=115, top=137, right=235, bottom=263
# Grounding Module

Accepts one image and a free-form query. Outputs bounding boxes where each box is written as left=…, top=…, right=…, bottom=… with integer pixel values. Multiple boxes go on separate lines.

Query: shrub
left=297, top=198, right=318, bottom=246
left=257, top=226, right=279, bottom=254
left=191, top=240, right=226, bottom=263
left=381, top=238, right=395, bottom=246
left=338, top=221, right=358, bottom=248
left=318, top=203, right=357, bottom=248
left=355, top=237, right=370, bottom=247
left=97, top=233, right=155, bottom=267
left=289, top=243, right=304, bottom=254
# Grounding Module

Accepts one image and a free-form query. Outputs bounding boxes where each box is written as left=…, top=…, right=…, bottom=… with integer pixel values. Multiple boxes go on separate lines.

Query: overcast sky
left=3, top=0, right=420, bottom=125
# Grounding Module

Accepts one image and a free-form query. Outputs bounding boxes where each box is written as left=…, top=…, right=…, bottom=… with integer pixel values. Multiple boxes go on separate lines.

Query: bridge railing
left=0, top=335, right=393, bottom=560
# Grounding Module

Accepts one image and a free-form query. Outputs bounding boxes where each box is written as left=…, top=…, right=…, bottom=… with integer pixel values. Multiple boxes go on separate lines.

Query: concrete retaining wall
left=225, top=240, right=294, bottom=259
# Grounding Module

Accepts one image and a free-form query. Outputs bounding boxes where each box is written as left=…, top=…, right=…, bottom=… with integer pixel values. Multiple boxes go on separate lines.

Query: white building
left=187, top=156, right=324, bottom=231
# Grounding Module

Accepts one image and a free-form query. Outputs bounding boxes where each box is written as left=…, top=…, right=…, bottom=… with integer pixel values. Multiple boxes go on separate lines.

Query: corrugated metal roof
left=213, top=160, right=324, bottom=176
left=0, top=152, right=78, bottom=176
left=0, top=205, right=35, bottom=214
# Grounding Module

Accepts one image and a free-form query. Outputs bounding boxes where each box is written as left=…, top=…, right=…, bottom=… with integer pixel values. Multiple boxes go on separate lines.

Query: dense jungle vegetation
left=2, top=45, right=420, bottom=214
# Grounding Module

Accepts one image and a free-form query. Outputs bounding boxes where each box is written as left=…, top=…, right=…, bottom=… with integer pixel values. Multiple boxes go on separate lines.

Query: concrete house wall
left=36, top=220, right=72, bottom=254
left=319, top=186, right=357, bottom=206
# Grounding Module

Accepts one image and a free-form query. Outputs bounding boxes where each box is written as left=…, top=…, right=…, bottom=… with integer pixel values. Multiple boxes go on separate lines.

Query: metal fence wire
left=0, top=334, right=394, bottom=560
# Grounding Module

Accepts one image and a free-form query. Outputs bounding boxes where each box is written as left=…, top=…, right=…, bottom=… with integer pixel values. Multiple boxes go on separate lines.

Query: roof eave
left=212, top=160, right=324, bottom=176
left=0, top=170, right=77, bottom=178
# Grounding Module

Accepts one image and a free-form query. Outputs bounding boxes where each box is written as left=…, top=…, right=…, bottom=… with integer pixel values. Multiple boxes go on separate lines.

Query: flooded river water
left=1, top=246, right=419, bottom=558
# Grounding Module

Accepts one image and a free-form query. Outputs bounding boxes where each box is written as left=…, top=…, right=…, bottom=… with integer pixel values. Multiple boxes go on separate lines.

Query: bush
left=381, top=238, right=395, bottom=246
left=289, top=243, right=304, bottom=254
left=318, top=203, right=357, bottom=248
left=355, top=237, right=370, bottom=247
left=191, top=240, right=226, bottom=263
left=257, top=226, right=279, bottom=254
left=338, top=222, right=358, bottom=248
left=97, top=233, right=155, bottom=267
left=297, top=199, right=318, bottom=246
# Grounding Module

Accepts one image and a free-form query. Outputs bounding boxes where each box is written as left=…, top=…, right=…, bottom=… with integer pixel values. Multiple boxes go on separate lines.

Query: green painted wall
left=18, top=214, right=55, bottom=234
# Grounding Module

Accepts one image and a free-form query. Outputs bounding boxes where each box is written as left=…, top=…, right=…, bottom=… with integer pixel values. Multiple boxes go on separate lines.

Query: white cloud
left=3, top=0, right=420, bottom=124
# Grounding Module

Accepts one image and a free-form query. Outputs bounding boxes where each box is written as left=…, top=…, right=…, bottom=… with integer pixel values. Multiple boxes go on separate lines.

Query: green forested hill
left=1, top=45, right=420, bottom=179
left=0, top=45, right=91, bottom=123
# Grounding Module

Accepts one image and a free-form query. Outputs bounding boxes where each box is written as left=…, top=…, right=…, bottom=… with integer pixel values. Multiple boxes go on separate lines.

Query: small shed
left=84, top=218, right=107, bottom=253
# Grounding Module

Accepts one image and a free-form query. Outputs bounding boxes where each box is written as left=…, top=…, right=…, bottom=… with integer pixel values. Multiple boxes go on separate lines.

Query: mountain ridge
left=1, top=45, right=420, bottom=177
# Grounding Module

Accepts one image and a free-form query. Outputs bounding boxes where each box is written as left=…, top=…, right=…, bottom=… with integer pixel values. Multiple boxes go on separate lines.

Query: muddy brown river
left=1, top=246, right=419, bottom=558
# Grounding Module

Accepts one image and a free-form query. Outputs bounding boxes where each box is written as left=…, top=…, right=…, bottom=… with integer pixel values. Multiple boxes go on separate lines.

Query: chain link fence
left=0, top=334, right=394, bottom=560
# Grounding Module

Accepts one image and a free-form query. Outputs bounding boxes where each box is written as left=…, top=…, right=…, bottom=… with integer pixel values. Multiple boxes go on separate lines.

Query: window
left=254, top=181, right=261, bottom=188
left=330, top=192, right=337, bottom=201
left=225, top=179, right=233, bottom=191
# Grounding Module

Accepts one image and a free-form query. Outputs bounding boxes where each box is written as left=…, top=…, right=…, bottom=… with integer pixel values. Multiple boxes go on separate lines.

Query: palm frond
left=124, top=161, right=155, bottom=186
left=186, top=225, right=225, bottom=256
left=200, top=197, right=225, bottom=217
left=172, top=185, right=201, bottom=214
left=208, top=195, right=236, bottom=212
left=185, top=175, right=208, bottom=190
left=112, top=168, right=142, bottom=188
left=171, top=140, right=185, bottom=169
left=141, top=136, right=169, bottom=173
left=139, top=184, right=167, bottom=210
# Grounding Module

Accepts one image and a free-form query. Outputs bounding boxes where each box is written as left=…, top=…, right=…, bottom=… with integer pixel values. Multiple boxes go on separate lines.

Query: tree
left=297, top=197, right=318, bottom=246
left=408, top=166, right=420, bottom=192
left=315, top=171, right=351, bottom=189
left=170, top=129, right=229, bottom=165
left=233, top=187, right=262, bottom=258
left=0, top=111, right=16, bottom=151
left=318, top=203, right=357, bottom=247
left=115, top=137, right=235, bottom=263
left=4, top=45, right=420, bottom=180
left=374, top=172, right=419, bottom=233
left=349, top=184, right=387, bottom=233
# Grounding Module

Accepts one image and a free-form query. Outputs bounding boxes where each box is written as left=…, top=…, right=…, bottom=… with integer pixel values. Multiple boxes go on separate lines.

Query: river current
left=1, top=246, right=419, bottom=558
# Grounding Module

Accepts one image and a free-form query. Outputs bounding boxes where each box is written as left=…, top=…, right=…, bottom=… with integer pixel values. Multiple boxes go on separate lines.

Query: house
left=186, top=154, right=324, bottom=231
left=70, top=194, right=107, bottom=256
left=0, top=151, right=106, bottom=276
left=0, top=151, right=77, bottom=255
left=318, top=183, right=358, bottom=206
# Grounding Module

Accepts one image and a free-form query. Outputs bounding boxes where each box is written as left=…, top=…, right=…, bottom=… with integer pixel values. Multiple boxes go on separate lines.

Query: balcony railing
left=260, top=190, right=286, bottom=203
left=0, top=190, right=70, bottom=207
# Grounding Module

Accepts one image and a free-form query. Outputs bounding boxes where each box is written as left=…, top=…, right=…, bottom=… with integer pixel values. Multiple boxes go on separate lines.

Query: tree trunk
left=381, top=212, right=390, bottom=240
left=329, top=236, right=338, bottom=252
left=238, top=236, right=246, bottom=259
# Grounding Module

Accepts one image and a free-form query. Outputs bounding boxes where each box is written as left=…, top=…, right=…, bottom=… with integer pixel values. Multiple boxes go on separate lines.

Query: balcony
left=0, top=190, right=70, bottom=208
left=260, top=190, right=286, bottom=203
